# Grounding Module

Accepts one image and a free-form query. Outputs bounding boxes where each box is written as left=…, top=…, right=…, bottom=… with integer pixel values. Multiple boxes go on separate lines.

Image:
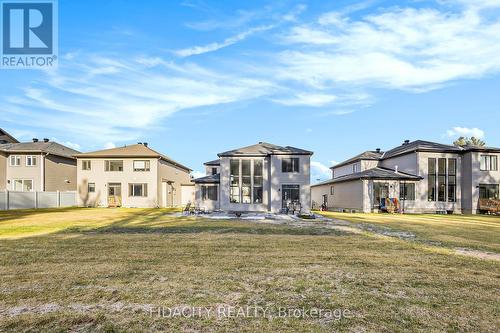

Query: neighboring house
left=193, top=142, right=313, bottom=213
left=0, top=128, right=19, bottom=144
left=0, top=138, right=80, bottom=192
left=311, top=140, right=500, bottom=214
left=75, top=143, right=192, bottom=208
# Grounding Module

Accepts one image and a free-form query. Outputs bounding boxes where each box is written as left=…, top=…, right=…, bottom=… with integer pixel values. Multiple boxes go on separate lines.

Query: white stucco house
left=193, top=142, right=313, bottom=213
left=311, top=140, right=500, bottom=214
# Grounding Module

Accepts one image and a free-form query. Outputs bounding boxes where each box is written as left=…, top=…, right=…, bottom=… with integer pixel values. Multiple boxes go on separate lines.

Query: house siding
left=44, top=155, right=77, bottom=191
left=5, top=153, right=43, bottom=191
left=465, top=151, right=500, bottom=214
left=157, top=159, right=192, bottom=207
left=311, top=180, right=364, bottom=211
left=0, top=152, right=6, bottom=190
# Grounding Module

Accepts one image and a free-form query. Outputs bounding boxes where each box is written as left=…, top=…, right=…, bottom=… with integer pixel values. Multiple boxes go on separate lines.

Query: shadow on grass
left=62, top=209, right=349, bottom=237
left=0, top=207, right=83, bottom=223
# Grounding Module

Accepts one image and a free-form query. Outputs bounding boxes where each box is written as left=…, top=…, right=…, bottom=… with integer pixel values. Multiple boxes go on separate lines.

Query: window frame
left=105, top=160, right=124, bottom=172
left=229, top=158, right=264, bottom=204
left=428, top=158, right=436, bottom=201
left=399, top=183, right=415, bottom=201
left=133, top=160, right=150, bottom=172
left=330, top=186, right=334, bottom=195
left=128, top=183, right=148, bottom=197
left=88, top=182, right=96, bottom=193
left=82, top=160, right=91, bottom=171
left=281, top=157, right=299, bottom=173
left=12, top=179, right=34, bottom=192
left=480, top=155, right=498, bottom=171
left=201, top=185, right=218, bottom=201
left=9, top=155, right=21, bottom=167
left=26, top=155, right=37, bottom=167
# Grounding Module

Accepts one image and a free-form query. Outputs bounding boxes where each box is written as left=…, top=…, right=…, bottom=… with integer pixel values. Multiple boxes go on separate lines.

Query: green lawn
left=315, top=211, right=500, bottom=253
left=0, top=208, right=499, bottom=332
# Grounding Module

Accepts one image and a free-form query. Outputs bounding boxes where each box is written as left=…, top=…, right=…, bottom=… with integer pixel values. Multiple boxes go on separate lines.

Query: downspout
left=41, top=153, right=48, bottom=191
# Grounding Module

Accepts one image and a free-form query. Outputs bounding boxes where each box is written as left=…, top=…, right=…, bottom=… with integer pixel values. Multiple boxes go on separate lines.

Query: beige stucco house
left=0, top=137, right=80, bottom=192
left=311, top=140, right=500, bottom=214
left=193, top=142, right=313, bottom=213
left=75, top=143, right=192, bottom=208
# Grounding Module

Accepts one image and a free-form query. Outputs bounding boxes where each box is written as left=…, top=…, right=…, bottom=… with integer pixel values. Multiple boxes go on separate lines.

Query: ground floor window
left=129, top=183, right=148, bottom=197
left=399, top=183, right=415, bottom=200
left=12, top=179, right=33, bottom=192
left=479, top=184, right=499, bottom=200
left=373, top=182, right=389, bottom=208
left=201, top=185, right=218, bottom=201
left=282, top=184, right=300, bottom=209
left=88, top=182, right=96, bottom=193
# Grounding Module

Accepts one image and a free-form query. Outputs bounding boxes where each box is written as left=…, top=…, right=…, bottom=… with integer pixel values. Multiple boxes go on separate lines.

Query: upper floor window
left=212, top=167, right=218, bottom=175
left=82, top=160, right=91, bottom=170
left=133, top=160, right=150, bottom=171
left=428, top=157, right=457, bottom=202
left=9, top=155, right=21, bottom=166
left=352, top=164, right=359, bottom=173
left=282, top=158, right=299, bottom=173
left=330, top=186, right=334, bottom=195
left=105, top=160, right=123, bottom=172
left=480, top=155, right=498, bottom=171
left=26, top=155, right=37, bottom=167
left=129, top=183, right=148, bottom=197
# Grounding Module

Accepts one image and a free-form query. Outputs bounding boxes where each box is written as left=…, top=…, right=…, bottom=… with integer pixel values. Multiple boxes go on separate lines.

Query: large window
left=13, top=179, right=33, bottom=192
left=479, top=184, right=499, bottom=200
left=229, top=159, right=264, bottom=204
left=428, top=158, right=436, bottom=201
left=129, top=183, right=148, bottom=197
left=133, top=160, right=150, bottom=171
left=399, top=183, right=415, bottom=200
left=26, top=155, right=37, bottom=166
left=9, top=155, right=21, bottom=166
left=201, top=185, right=218, bottom=201
left=480, top=155, right=498, bottom=171
left=448, top=159, right=457, bottom=202
left=82, top=160, right=91, bottom=170
left=437, top=158, right=447, bottom=202
left=282, top=158, right=299, bottom=173
left=105, top=160, right=123, bottom=171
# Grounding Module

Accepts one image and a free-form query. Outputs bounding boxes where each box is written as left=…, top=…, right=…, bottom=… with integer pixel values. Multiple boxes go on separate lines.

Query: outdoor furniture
left=183, top=202, right=191, bottom=215
left=479, top=199, right=500, bottom=214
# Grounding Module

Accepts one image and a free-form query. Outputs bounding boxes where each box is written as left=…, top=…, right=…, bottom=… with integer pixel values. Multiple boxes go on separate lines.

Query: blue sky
left=1, top=0, right=500, bottom=181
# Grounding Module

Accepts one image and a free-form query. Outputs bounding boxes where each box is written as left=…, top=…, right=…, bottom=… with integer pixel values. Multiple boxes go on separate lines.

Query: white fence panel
left=0, top=191, right=6, bottom=210
left=60, top=192, right=77, bottom=207
left=38, top=192, right=59, bottom=208
left=9, top=192, right=37, bottom=210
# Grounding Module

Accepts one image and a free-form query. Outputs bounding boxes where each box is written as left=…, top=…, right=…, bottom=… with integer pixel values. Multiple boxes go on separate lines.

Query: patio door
left=373, top=183, right=389, bottom=208
left=282, top=184, right=300, bottom=209
left=108, top=183, right=122, bottom=207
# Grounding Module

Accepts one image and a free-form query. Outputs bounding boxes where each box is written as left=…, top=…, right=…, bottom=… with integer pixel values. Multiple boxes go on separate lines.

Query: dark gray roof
left=461, top=145, right=500, bottom=153
left=0, top=128, right=19, bottom=144
left=332, top=151, right=383, bottom=169
left=0, top=141, right=80, bottom=159
left=382, top=140, right=462, bottom=159
left=218, top=142, right=313, bottom=157
left=204, top=159, right=220, bottom=166
left=193, top=173, right=220, bottom=184
left=312, top=167, right=422, bottom=186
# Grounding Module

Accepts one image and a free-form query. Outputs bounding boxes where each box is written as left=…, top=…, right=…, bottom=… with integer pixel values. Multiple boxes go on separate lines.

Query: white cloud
left=330, top=160, right=339, bottom=166
left=191, top=170, right=205, bottom=179
left=279, top=3, right=500, bottom=90
left=273, top=93, right=337, bottom=107
left=174, top=25, right=274, bottom=57
left=446, top=127, right=485, bottom=138
left=311, top=161, right=332, bottom=181
left=104, top=142, right=116, bottom=149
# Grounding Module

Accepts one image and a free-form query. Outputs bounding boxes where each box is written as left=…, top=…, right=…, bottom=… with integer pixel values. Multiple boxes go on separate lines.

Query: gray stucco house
left=311, top=140, right=500, bottom=214
left=193, top=142, right=313, bottom=213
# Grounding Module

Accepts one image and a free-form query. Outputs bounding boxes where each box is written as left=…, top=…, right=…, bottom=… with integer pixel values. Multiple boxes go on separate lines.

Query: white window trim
left=9, top=155, right=21, bottom=167
left=12, top=178, right=34, bottom=192
left=82, top=160, right=91, bottom=171
left=26, top=155, right=37, bottom=167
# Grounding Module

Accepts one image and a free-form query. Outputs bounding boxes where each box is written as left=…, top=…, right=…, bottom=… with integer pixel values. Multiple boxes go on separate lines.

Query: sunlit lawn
left=0, top=208, right=499, bottom=332
left=315, top=211, right=500, bottom=253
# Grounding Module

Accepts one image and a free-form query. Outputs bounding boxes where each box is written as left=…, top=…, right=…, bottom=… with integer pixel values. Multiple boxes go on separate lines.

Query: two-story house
left=0, top=138, right=80, bottom=192
left=75, top=143, right=192, bottom=208
left=311, top=140, right=500, bottom=214
left=193, top=142, right=313, bottom=213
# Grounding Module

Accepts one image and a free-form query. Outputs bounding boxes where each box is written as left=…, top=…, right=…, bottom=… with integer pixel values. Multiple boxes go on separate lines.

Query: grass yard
left=0, top=208, right=499, bottom=332
left=315, top=211, right=500, bottom=253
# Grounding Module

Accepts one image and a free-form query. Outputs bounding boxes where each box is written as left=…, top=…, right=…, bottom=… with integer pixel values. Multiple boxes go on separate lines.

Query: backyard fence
left=0, top=191, right=77, bottom=210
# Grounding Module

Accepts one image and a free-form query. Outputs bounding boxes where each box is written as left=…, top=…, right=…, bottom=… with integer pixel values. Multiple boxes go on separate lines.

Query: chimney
left=395, top=165, right=399, bottom=173
left=403, top=140, right=410, bottom=145
left=376, top=148, right=381, bottom=153
left=43, top=138, right=49, bottom=143
left=137, top=142, right=142, bottom=145
left=143, top=142, right=148, bottom=147
left=32, top=138, right=39, bottom=143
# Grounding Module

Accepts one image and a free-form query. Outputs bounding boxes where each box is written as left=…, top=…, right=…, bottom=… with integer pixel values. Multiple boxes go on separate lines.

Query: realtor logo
left=1, top=0, right=58, bottom=68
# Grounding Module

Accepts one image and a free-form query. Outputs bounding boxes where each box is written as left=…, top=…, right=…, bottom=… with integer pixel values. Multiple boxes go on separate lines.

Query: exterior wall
left=0, top=152, right=6, bottom=190
left=461, top=153, right=473, bottom=213
left=205, top=165, right=220, bottom=176
left=157, top=160, right=192, bottom=207
left=219, top=156, right=269, bottom=212
left=181, top=184, right=195, bottom=206
left=77, top=158, right=159, bottom=208
left=332, top=162, right=360, bottom=179
left=361, top=160, right=378, bottom=171
left=5, top=153, right=43, bottom=191
left=380, top=153, right=418, bottom=174
left=464, top=151, right=500, bottom=214
left=44, top=155, right=77, bottom=191
left=311, top=180, right=364, bottom=211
